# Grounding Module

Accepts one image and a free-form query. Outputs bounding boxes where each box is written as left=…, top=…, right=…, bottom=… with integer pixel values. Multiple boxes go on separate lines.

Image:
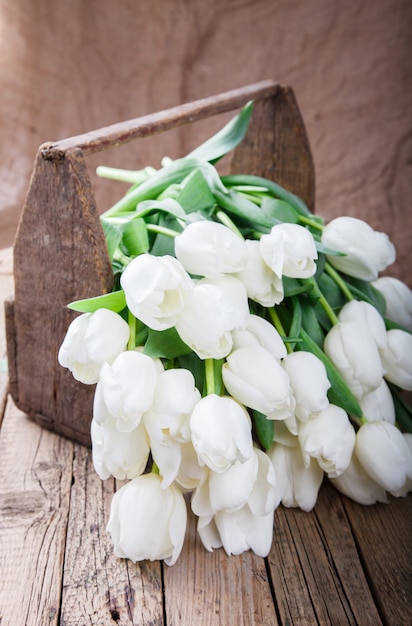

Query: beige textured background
left=0, top=0, right=411, bottom=284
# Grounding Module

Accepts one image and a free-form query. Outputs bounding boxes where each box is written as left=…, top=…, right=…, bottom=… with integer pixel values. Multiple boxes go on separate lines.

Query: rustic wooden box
left=5, top=80, right=314, bottom=447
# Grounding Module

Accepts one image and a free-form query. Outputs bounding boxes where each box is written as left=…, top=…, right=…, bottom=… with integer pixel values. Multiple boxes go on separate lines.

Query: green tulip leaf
left=143, top=327, right=193, bottom=359
left=253, top=410, right=275, bottom=451
left=298, top=327, right=363, bottom=418
left=68, top=290, right=126, bottom=313
left=176, top=169, right=216, bottom=213
left=121, top=218, right=150, bottom=256
left=186, top=101, right=254, bottom=164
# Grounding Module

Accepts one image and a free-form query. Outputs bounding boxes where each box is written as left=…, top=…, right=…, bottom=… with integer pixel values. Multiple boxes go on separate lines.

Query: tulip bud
left=234, top=239, right=284, bottom=306
left=359, top=379, right=395, bottom=424
left=321, top=216, right=396, bottom=281
left=58, top=309, right=130, bottom=384
left=222, top=346, right=295, bottom=420
left=107, top=473, right=187, bottom=565
left=324, top=321, right=384, bottom=398
left=282, top=351, right=331, bottom=421
left=260, top=223, right=317, bottom=279
left=120, top=253, right=194, bottom=330
left=231, top=313, right=287, bottom=360
left=355, top=421, right=412, bottom=493
left=298, top=404, right=356, bottom=477
left=91, top=417, right=150, bottom=480
left=338, top=300, right=387, bottom=349
left=380, top=329, right=412, bottom=390
left=329, top=453, right=388, bottom=505
left=189, top=394, right=253, bottom=473
left=97, top=350, right=158, bottom=432
left=372, top=276, right=412, bottom=330
left=174, top=220, right=248, bottom=278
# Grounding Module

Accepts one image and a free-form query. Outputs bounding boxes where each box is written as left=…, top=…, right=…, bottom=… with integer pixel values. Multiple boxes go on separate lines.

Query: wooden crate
left=5, top=80, right=314, bottom=447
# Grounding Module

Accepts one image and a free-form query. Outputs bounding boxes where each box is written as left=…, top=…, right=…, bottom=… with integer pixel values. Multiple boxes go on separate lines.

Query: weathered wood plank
left=60, top=444, right=164, bottom=626
left=164, top=506, right=278, bottom=626
left=341, top=491, right=412, bottom=626
left=0, top=397, right=73, bottom=626
left=268, top=480, right=382, bottom=625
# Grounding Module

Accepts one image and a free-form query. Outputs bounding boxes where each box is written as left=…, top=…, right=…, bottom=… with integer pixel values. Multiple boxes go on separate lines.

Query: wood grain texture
left=0, top=397, right=73, bottom=626
left=9, top=147, right=113, bottom=446
left=267, top=480, right=384, bottom=626
left=60, top=445, right=163, bottom=626
left=342, top=491, right=412, bottom=626
left=164, top=506, right=278, bottom=626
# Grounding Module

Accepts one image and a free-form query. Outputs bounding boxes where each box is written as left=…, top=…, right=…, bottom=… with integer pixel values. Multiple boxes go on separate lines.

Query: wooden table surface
left=0, top=246, right=411, bottom=626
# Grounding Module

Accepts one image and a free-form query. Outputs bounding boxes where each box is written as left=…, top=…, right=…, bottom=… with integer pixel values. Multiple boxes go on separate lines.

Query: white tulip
left=120, top=253, right=193, bottom=330
left=231, top=313, right=287, bottom=360
left=298, top=404, right=356, bottom=477
left=234, top=239, right=284, bottom=306
left=191, top=447, right=278, bottom=518
left=144, top=368, right=201, bottom=487
left=175, top=275, right=249, bottom=359
left=197, top=505, right=274, bottom=557
left=58, top=309, right=130, bottom=384
left=372, top=276, right=412, bottom=330
left=324, top=321, right=384, bottom=398
left=359, top=379, right=395, bottom=424
left=338, top=300, right=387, bottom=349
left=97, top=350, right=158, bottom=432
left=107, top=473, right=187, bottom=566
left=329, top=452, right=388, bottom=505
left=380, top=329, right=412, bottom=390
left=356, top=421, right=412, bottom=493
left=222, top=346, right=295, bottom=420
left=268, top=440, right=324, bottom=511
left=189, top=394, right=253, bottom=473
left=91, top=417, right=150, bottom=480
left=391, top=434, right=412, bottom=497
left=321, top=216, right=396, bottom=281
left=260, top=223, right=317, bottom=279
left=174, top=220, right=248, bottom=278
left=282, top=351, right=331, bottom=421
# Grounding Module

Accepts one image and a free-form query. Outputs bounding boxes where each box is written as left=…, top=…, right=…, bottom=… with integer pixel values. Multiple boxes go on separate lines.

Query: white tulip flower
left=298, top=404, right=356, bottom=478
left=321, top=216, right=396, bottom=281
left=197, top=505, right=274, bottom=557
left=143, top=368, right=201, bottom=487
left=174, top=220, right=248, bottom=278
left=338, top=300, right=387, bottom=349
left=324, top=322, right=384, bottom=398
left=191, top=447, right=278, bottom=519
left=175, top=275, right=249, bottom=360
left=359, top=379, right=395, bottom=424
left=189, top=394, right=253, bottom=473
left=120, top=253, right=194, bottom=330
left=107, top=473, right=187, bottom=566
left=58, top=309, right=130, bottom=384
left=260, top=223, right=317, bottom=279
left=372, top=276, right=412, bottom=330
left=356, top=421, right=412, bottom=493
left=268, top=440, right=324, bottom=511
left=222, top=346, right=295, bottom=420
left=329, top=453, right=388, bottom=505
left=380, top=329, right=412, bottom=390
left=234, top=239, right=284, bottom=306
left=231, top=313, right=287, bottom=360
left=282, top=351, right=331, bottom=421
left=97, top=350, right=158, bottom=432
left=91, top=416, right=150, bottom=480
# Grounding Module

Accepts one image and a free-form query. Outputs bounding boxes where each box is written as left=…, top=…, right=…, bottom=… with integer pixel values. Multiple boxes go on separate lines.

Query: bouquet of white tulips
left=58, top=103, right=412, bottom=566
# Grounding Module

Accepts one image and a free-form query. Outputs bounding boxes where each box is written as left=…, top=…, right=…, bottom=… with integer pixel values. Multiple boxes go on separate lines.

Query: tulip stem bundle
left=59, top=103, right=412, bottom=566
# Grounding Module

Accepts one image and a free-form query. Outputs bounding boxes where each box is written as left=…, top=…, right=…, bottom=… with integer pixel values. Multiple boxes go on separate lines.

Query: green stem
left=205, top=358, right=216, bottom=395
left=308, top=278, right=339, bottom=326
left=151, top=461, right=160, bottom=475
left=268, top=308, right=293, bottom=354
left=298, top=214, right=324, bottom=232
left=146, top=223, right=180, bottom=238
left=325, top=262, right=354, bottom=301
left=215, top=210, right=244, bottom=239
left=127, top=311, right=136, bottom=350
